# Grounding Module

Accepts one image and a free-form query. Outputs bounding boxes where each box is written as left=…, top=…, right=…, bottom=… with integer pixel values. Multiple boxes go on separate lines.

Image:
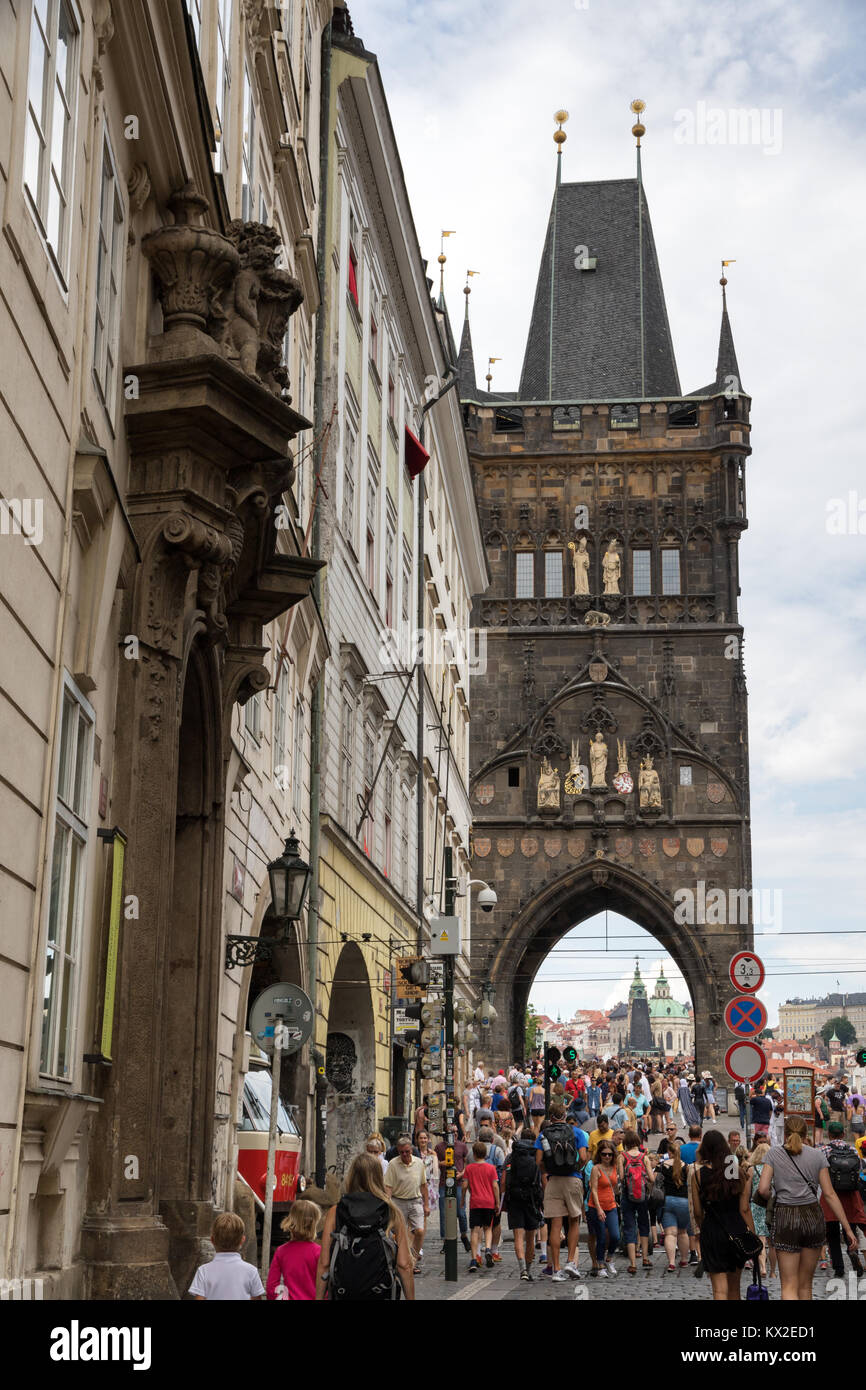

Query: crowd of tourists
left=188, top=1056, right=866, bottom=1301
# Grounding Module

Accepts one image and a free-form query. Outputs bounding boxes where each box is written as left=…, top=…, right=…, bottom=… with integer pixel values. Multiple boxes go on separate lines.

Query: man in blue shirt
left=678, top=1124, right=703, bottom=1164
left=534, top=1102, right=588, bottom=1281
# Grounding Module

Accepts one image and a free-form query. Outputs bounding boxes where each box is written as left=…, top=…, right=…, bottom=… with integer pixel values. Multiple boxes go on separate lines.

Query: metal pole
left=443, top=847, right=457, bottom=1281
left=261, top=1018, right=285, bottom=1283
left=744, top=1081, right=752, bottom=1151
left=544, top=1040, right=550, bottom=1115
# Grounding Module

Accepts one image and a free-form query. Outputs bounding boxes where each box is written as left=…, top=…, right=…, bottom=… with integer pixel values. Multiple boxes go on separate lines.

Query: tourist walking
left=383, top=1135, right=429, bottom=1274
left=588, top=1140, right=621, bottom=1278
left=618, top=1130, right=654, bottom=1274
left=756, top=1114, right=858, bottom=1300
left=690, top=1128, right=760, bottom=1301
left=678, top=1075, right=701, bottom=1127
left=657, top=1139, right=694, bottom=1272
left=316, top=1154, right=415, bottom=1300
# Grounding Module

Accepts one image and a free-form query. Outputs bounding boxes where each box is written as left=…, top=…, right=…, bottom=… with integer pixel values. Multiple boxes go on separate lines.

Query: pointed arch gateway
left=482, top=860, right=722, bottom=1068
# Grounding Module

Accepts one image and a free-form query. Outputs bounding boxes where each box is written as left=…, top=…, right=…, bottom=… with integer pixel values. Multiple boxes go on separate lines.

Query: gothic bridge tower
left=462, top=109, right=753, bottom=1076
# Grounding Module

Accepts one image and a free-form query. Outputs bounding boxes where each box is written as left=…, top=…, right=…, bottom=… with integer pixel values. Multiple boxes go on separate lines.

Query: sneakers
left=564, top=1261, right=582, bottom=1279
left=520, top=1270, right=530, bottom=1281
left=606, top=1261, right=617, bottom=1277
left=467, top=1259, right=480, bottom=1273
left=485, top=1250, right=495, bottom=1268
left=551, top=1270, right=567, bottom=1282
left=541, top=1264, right=553, bottom=1276
left=596, top=1267, right=608, bottom=1278
left=524, top=1267, right=534, bottom=1281
left=490, top=1252, right=502, bottom=1263
left=688, top=1251, right=698, bottom=1265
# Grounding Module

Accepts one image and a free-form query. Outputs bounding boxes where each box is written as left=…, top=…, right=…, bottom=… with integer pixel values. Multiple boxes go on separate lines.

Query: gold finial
left=464, top=269, right=479, bottom=297
left=553, top=109, right=569, bottom=152
left=720, top=257, right=736, bottom=287
left=438, top=229, right=456, bottom=298
left=630, top=97, right=646, bottom=145
left=486, top=356, right=501, bottom=391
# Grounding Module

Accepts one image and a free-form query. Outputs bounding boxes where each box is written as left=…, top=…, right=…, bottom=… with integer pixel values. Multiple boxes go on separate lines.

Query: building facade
left=777, top=994, right=866, bottom=1042
left=1, top=0, right=326, bottom=1300
left=311, top=12, right=487, bottom=1168
left=464, top=121, right=755, bottom=1079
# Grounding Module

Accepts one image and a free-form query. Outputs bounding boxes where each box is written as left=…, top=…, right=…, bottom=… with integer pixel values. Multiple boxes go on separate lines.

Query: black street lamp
left=225, top=830, right=310, bottom=969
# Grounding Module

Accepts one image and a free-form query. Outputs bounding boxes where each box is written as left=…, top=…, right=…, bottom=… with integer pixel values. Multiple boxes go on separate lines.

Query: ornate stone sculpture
left=211, top=222, right=304, bottom=396
left=564, top=738, right=587, bottom=795
left=589, top=730, right=608, bottom=789
left=141, top=184, right=239, bottom=358
left=639, top=755, right=662, bottom=809
left=584, top=609, right=611, bottom=627
left=602, top=541, right=621, bottom=595
left=537, top=756, right=561, bottom=809
left=613, top=738, right=634, bottom=795
left=568, top=536, right=590, bottom=594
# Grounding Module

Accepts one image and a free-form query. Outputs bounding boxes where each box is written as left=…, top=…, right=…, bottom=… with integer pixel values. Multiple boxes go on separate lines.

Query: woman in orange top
left=589, top=1141, right=621, bottom=1277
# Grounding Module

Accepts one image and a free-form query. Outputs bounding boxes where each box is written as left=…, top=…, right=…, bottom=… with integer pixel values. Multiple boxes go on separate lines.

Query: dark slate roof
left=457, top=311, right=477, bottom=398
left=687, top=290, right=745, bottom=397
left=519, top=177, right=680, bottom=401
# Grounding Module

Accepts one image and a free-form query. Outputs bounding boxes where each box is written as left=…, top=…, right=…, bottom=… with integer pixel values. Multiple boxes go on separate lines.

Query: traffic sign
left=728, top=951, right=765, bottom=994
left=725, top=995, right=768, bottom=1038
left=724, top=1040, right=768, bottom=1084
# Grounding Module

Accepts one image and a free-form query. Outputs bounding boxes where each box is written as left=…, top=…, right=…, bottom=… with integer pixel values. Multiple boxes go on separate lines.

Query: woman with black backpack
left=502, top=1129, right=543, bottom=1280
left=315, top=1154, right=415, bottom=1301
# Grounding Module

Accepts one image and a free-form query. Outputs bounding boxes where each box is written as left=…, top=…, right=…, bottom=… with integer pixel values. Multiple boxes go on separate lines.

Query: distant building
left=649, top=967, right=694, bottom=1058
left=777, top=993, right=866, bottom=1041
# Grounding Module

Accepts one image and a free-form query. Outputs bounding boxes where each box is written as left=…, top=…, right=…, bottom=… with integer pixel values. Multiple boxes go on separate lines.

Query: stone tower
left=463, top=120, right=753, bottom=1079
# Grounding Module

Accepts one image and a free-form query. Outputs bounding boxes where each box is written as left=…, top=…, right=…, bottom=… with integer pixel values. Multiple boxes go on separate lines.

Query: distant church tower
left=627, top=958, right=656, bottom=1054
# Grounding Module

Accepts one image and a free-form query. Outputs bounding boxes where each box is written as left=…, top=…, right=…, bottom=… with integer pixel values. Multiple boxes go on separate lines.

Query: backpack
left=623, top=1152, right=648, bottom=1203
left=541, top=1122, right=578, bottom=1176
left=508, top=1140, right=540, bottom=1199
left=328, top=1194, right=399, bottom=1301
left=734, top=1083, right=746, bottom=1102
left=827, top=1146, right=861, bottom=1194
left=508, top=1085, right=526, bottom=1118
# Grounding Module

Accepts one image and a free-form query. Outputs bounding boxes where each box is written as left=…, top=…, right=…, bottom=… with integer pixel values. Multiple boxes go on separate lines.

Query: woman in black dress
left=689, top=1128, right=758, bottom=1300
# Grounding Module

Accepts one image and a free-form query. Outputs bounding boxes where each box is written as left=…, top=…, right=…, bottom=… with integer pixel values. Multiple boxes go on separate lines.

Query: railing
left=477, top=593, right=719, bottom=627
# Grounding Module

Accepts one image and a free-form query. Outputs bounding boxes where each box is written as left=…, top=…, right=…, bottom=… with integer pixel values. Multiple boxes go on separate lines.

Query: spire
left=715, top=261, right=744, bottom=395
left=457, top=271, right=479, bottom=397
left=436, top=229, right=455, bottom=311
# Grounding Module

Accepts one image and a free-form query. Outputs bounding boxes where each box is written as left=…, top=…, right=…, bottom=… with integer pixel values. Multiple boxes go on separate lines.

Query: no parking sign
left=724, top=995, right=768, bottom=1038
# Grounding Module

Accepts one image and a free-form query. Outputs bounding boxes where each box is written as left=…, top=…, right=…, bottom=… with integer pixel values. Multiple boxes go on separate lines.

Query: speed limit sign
left=728, top=951, right=765, bottom=994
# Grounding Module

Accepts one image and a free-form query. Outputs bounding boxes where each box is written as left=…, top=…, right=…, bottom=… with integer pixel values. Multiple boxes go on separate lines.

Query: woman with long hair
left=690, top=1128, right=758, bottom=1300
left=703, top=1074, right=717, bottom=1123
left=658, top=1139, right=692, bottom=1272
left=528, top=1076, right=546, bottom=1135
left=589, top=1140, right=621, bottom=1278
left=315, top=1153, right=415, bottom=1300
left=617, top=1130, right=654, bottom=1274
left=416, top=1130, right=439, bottom=1263
left=757, top=1114, right=857, bottom=1300
left=649, top=1078, right=667, bottom=1135
left=748, top=1139, right=774, bottom=1279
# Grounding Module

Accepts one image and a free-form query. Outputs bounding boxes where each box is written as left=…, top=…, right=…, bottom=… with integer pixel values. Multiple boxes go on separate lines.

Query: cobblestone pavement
left=415, top=1116, right=856, bottom=1303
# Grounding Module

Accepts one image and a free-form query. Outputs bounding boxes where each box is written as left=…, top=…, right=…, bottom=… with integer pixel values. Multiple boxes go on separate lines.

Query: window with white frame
left=302, top=13, right=312, bottom=145
left=92, top=130, right=124, bottom=406
left=185, top=0, right=202, bottom=44
left=385, top=514, right=395, bottom=628
left=383, top=764, right=393, bottom=879
left=515, top=551, right=534, bottom=598
left=366, top=449, right=379, bottom=592
left=343, top=390, right=358, bottom=543
left=339, top=694, right=354, bottom=825
left=347, top=209, right=359, bottom=308
left=292, top=693, right=305, bottom=816
left=273, top=661, right=289, bottom=790
left=40, top=677, right=93, bottom=1078
left=401, top=540, right=412, bottom=625
left=214, top=0, right=232, bottom=175
left=241, top=65, right=256, bottom=220
left=24, top=0, right=80, bottom=269
left=401, top=786, right=410, bottom=896
left=244, top=691, right=262, bottom=743
left=369, top=288, right=379, bottom=370
left=281, top=0, right=294, bottom=43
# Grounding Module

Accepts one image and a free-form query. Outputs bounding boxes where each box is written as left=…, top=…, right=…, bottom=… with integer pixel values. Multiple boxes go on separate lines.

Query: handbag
left=746, top=1260, right=770, bottom=1301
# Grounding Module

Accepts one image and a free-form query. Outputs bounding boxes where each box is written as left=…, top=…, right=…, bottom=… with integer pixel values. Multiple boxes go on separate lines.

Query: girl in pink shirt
left=267, top=1199, right=322, bottom=1301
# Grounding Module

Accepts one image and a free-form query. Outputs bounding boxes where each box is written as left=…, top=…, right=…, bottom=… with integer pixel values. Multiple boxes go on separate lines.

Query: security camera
left=478, top=886, right=497, bottom=914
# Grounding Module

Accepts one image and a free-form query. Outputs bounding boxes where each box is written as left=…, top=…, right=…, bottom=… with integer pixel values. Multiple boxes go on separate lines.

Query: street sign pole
left=443, top=848, right=458, bottom=1282
left=544, top=1041, right=550, bottom=1115
left=260, top=1016, right=285, bottom=1283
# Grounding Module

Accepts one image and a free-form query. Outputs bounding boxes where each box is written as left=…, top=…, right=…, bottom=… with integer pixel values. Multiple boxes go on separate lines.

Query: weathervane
left=486, top=356, right=501, bottom=391
left=464, top=269, right=479, bottom=318
left=720, top=258, right=736, bottom=304
left=438, top=229, right=456, bottom=300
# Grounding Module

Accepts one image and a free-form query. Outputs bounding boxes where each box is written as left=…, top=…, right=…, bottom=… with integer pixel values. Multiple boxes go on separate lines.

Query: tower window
left=515, top=552, right=534, bottom=598
left=661, top=549, right=681, bottom=595
left=544, top=550, right=563, bottom=598
left=632, top=548, right=652, bottom=595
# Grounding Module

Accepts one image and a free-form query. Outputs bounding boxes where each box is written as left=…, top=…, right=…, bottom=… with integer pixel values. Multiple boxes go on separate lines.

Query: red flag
left=348, top=251, right=359, bottom=307
left=404, top=425, right=429, bottom=479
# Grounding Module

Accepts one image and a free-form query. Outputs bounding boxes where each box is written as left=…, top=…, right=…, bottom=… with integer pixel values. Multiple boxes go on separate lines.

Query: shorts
left=469, top=1206, right=496, bottom=1230
left=753, top=1124, right=770, bottom=1138
left=507, top=1201, right=542, bottom=1232
left=393, top=1196, right=426, bottom=1233
left=543, top=1175, right=584, bottom=1220
left=661, top=1195, right=692, bottom=1233
left=771, top=1201, right=826, bottom=1254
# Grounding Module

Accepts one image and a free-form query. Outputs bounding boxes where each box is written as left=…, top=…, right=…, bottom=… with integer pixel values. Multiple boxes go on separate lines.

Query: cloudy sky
left=351, top=0, right=866, bottom=1025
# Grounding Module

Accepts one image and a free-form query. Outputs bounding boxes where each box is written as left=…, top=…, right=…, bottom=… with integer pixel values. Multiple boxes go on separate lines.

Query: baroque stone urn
left=142, top=182, right=239, bottom=358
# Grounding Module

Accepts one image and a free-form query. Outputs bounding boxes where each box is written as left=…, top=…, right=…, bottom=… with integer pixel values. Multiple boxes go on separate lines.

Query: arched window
left=661, top=548, right=681, bottom=595
left=666, top=1030, right=673, bottom=1052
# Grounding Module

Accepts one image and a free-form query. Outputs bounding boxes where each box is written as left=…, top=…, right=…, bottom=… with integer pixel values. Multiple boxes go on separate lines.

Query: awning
left=404, top=425, right=429, bottom=479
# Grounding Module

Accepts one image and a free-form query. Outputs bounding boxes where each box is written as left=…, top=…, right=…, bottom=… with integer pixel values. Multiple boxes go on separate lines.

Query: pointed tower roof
left=519, top=176, right=681, bottom=401
left=457, top=276, right=478, bottom=398
left=714, top=279, right=744, bottom=394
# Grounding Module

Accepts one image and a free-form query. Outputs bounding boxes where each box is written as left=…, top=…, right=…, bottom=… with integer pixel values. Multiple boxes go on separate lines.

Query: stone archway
left=479, top=860, right=729, bottom=1076
left=324, top=944, right=376, bottom=1177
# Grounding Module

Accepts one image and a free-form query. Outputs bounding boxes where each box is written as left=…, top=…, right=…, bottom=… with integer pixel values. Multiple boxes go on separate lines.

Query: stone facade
left=465, top=385, right=754, bottom=1080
